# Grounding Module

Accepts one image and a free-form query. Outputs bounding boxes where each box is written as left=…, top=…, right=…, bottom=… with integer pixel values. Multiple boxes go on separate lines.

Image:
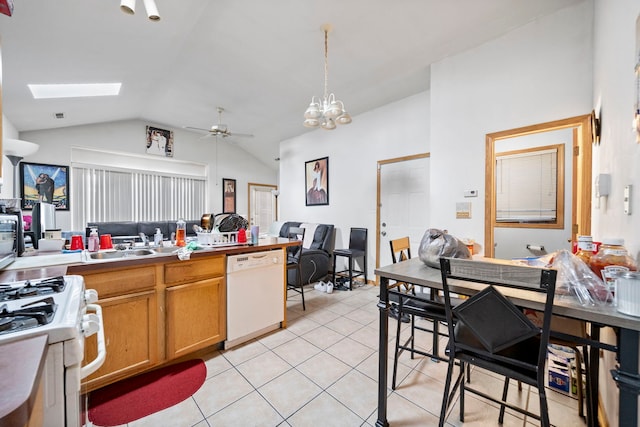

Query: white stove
left=0, top=275, right=105, bottom=427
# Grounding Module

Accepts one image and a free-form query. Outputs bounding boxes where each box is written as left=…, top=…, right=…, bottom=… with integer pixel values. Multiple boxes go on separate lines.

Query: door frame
left=485, top=114, right=593, bottom=257
left=375, top=152, right=430, bottom=284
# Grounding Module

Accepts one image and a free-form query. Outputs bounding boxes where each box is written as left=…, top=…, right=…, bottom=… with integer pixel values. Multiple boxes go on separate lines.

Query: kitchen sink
left=89, top=251, right=125, bottom=260
left=152, top=246, right=178, bottom=254
left=127, top=249, right=155, bottom=256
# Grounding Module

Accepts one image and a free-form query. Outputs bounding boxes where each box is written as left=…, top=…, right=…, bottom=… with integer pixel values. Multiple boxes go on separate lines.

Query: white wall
left=279, top=91, right=430, bottom=277
left=1, top=119, right=276, bottom=230
left=430, top=1, right=593, bottom=254
left=591, top=1, right=640, bottom=424
left=279, top=1, right=593, bottom=275
left=1, top=114, right=19, bottom=193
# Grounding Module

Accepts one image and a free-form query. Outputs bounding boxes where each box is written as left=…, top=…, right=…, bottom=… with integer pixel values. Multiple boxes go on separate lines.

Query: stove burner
left=0, top=276, right=66, bottom=301
left=0, top=317, right=12, bottom=332
left=0, top=297, right=57, bottom=334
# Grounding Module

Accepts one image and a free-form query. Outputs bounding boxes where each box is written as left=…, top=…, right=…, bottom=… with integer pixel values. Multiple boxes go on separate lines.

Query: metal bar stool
left=332, top=227, right=367, bottom=290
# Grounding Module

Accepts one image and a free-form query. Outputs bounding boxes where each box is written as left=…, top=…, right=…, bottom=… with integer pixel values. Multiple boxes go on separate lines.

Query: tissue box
left=38, top=238, right=65, bottom=252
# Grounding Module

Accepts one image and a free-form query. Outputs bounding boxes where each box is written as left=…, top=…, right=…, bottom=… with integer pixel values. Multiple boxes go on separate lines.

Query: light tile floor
left=95, top=283, right=586, bottom=427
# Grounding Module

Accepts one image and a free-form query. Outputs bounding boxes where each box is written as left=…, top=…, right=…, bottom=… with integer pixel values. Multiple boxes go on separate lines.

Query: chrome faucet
left=138, top=232, right=149, bottom=246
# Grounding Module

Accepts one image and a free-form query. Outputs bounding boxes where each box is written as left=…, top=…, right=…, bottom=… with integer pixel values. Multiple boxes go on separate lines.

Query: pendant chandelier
left=303, top=24, right=352, bottom=130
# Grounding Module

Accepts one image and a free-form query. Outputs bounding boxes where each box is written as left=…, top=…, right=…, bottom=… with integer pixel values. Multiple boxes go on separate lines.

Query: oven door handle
left=81, top=303, right=106, bottom=379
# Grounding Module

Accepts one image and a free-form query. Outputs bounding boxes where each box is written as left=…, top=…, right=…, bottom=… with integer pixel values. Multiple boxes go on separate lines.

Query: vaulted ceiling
left=0, top=0, right=584, bottom=168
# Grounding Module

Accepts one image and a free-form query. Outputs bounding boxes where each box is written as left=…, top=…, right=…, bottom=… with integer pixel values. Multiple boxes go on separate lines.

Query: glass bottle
left=175, top=219, right=186, bottom=247
left=589, top=238, right=638, bottom=302
left=589, top=238, right=637, bottom=278
left=575, top=235, right=594, bottom=265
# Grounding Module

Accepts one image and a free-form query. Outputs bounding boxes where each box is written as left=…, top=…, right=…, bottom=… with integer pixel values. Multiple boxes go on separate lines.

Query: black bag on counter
left=418, top=228, right=471, bottom=268
left=215, top=213, right=249, bottom=232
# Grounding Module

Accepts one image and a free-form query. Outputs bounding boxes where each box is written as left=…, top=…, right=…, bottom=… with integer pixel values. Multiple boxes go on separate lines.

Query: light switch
left=624, top=185, right=632, bottom=215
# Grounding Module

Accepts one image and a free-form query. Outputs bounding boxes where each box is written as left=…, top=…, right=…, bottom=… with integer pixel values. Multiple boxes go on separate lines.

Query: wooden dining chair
left=438, top=257, right=558, bottom=427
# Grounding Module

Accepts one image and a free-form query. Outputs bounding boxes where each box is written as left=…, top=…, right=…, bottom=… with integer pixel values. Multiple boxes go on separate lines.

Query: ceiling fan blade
left=228, top=132, right=254, bottom=138
left=184, top=126, right=212, bottom=133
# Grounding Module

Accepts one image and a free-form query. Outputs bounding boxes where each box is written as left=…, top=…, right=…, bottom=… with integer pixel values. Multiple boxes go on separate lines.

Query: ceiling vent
left=54, top=112, right=65, bottom=119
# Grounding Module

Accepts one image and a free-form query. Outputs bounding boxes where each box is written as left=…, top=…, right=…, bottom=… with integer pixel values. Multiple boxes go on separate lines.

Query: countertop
left=0, top=237, right=299, bottom=281
left=0, top=334, right=48, bottom=427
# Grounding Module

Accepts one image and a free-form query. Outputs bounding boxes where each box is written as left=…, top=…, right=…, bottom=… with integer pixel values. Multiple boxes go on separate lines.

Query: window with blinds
left=495, top=144, right=564, bottom=225
left=70, top=148, right=207, bottom=230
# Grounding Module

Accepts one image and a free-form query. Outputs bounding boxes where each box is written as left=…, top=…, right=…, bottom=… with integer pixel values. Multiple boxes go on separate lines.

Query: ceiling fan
left=184, top=107, right=253, bottom=138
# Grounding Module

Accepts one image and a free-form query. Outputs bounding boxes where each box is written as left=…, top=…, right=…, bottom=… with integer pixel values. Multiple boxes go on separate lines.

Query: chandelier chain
left=324, top=29, right=329, bottom=100
left=302, top=24, right=351, bottom=129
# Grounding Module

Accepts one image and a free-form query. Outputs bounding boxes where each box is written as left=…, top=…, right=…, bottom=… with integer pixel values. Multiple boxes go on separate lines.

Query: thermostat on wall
left=464, top=190, right=478, bottom=198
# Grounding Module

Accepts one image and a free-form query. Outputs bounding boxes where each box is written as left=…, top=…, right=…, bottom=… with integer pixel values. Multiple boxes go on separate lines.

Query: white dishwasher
left=225, top=250, right=285, bottom=349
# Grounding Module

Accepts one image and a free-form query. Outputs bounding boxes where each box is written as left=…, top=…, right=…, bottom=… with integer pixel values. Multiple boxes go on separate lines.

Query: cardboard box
left=548, top=366, right=571, bottom=393
left=0, top=0, right=14, bottom=17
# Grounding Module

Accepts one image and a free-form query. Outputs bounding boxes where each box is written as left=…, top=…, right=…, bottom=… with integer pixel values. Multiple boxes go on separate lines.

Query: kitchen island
left=0, top=237, right=300, bottom=392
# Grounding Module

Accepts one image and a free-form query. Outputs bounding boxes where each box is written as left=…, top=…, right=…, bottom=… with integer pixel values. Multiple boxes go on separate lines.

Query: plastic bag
left=547, top=250, right=608, bottom=305
left=418, top=228, right=471, bottom=268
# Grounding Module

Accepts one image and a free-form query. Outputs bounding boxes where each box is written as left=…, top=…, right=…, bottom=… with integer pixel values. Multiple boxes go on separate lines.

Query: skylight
left=28, top=83, right=122, bottom=99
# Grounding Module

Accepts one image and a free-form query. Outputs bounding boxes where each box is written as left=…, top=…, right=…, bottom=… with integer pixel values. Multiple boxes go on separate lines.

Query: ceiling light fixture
left=120, top=0, right=160, bottom=21
left=303, top=24, right=352, bottom=130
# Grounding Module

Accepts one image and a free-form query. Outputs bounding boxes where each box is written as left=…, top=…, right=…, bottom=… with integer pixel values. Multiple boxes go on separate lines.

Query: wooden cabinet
left=166, top=277, right=225, bottom=358
left=164, top=255, right=226, bottom=359
left=85, top=290, right=158, bottom=390
left=73, top=254, right=227, bottom=391
left=80, top=265, right=158, bottom=391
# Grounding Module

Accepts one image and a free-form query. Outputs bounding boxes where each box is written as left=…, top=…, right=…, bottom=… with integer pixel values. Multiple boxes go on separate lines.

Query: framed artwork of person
left=19, top=162, right=70, bottom=210
left=223, top=178, right=236, bottom=213
left=145, top=125, right=174, bottom=157
left=305, top=156, right=329, bottom=206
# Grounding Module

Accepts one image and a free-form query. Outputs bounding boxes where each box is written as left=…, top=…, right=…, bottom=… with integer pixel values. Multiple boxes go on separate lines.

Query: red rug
left=88, top=359, right=206, bottom=426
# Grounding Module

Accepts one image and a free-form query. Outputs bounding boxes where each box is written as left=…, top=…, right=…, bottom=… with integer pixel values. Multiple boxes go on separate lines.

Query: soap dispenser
left=88, top=228, right=100, bottom=252
left=154, top=228, right=163, bottom=246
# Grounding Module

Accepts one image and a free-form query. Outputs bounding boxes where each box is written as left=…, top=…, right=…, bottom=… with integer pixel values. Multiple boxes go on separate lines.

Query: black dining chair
left=332, top=227, right=367, bottom=290
left=438, top=257, right=558, bottom=427
left=388, top=237, right=446, bottom=389
left=286, top=227, right=306, bottom=310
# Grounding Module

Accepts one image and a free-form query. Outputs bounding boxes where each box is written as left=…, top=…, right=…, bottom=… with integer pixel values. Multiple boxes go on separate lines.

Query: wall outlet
left=624, top=185, right=632, bottom=215
left=464, top=189, right=478, bottom=198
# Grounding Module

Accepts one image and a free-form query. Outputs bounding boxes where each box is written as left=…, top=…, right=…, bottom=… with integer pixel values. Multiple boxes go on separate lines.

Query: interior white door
left=248, top=184, right=277, bottom=232
left=379, top=156, right=430, bottom=268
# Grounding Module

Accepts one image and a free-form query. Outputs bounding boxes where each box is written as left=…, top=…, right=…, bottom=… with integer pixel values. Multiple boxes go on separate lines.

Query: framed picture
left=145, top=125, right=174, bottom=157
left=223, top=178, right=236, bottom=213
left=19, top=162, right=70, bottom=210
left=305, top=156, right=329, bottom=206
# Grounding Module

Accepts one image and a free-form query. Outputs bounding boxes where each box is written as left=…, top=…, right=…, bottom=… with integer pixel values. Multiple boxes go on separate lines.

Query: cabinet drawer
left=164, top=255, right=225, bottom=286
left=81, top=265, right=157, bottom=298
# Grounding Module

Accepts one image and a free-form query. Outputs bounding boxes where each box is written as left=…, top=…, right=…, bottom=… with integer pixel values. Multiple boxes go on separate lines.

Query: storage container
left=616, top=271, right=640, bottom=317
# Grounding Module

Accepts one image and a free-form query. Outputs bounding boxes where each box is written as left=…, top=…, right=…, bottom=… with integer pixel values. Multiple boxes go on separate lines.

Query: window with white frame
left=70, top=147, right=207, bottom=230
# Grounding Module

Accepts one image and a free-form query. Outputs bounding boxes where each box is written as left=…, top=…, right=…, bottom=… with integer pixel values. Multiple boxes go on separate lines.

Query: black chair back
left=288, top=227, right=305, bottom=260
left=348, top=227, right=367, bottom=252
left=438, top=256, right=557, bottom=426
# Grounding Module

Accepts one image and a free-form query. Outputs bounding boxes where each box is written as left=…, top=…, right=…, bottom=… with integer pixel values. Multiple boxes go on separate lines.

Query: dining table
left=375, top=257, right=640, bottom=427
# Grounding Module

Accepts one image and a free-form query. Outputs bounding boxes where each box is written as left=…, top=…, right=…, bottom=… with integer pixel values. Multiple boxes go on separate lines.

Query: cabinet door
left=83, top=290, right=159, bottom=391
left=166, top=277, right=226, bottom=359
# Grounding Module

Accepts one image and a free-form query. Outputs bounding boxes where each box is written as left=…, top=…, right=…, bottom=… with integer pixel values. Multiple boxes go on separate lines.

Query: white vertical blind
left=71, top=166, right=206, bottom=230
left=496, top=147, right=558, bottom=222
